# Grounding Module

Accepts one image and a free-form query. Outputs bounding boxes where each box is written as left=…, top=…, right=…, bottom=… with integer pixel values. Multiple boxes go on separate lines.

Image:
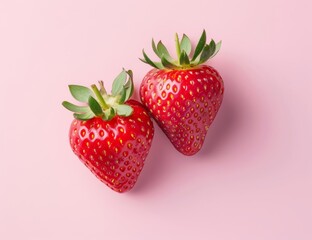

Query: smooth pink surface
left=1, top=0, right=311, bottom=239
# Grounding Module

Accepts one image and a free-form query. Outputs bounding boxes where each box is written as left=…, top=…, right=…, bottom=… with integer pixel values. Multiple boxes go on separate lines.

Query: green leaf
left=62, top=101, right=89, bottom=113
left=191, top=30, right=206, bottom=61
left=124, top=70, right=134, bottom=102
left=112, top=70, right=127, bottom=96
left=157, top=41, right=173, bottom=60
left=152, top=39, right=161, bottom=58
left=198, top=40, right=216, bottom=64
left=210, top=40, right=222, bottom=58
left=102, top=107, right=115, bottom=121
left=140, top=50, right=163, bottom=69
left=161, top=56, right=178, bottom=69
left=116, top=104, right=133, bottom=116
left=74, top=111, right=95, bottom=120
left=69, top=85, right=93, bottom=103
left=180, top=34, right=191, bottom=55
left=88, top=96, right=103, bottom=116
left=179, top=50, right=190, bottom=66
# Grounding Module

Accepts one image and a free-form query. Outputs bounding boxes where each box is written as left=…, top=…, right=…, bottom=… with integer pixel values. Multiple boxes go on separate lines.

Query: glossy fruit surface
left=63, top=69, right=154, bottom=192
left=69, top=100, right=154, bottom=192
left=140, top=65, right=223, bottom=155
left=140, top=30, right=224, bottom=155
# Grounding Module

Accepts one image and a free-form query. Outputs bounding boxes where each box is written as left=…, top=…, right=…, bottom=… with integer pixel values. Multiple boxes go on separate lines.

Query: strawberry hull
left=69, top=100, right=154, bottom=193
left=140, top=65, right=224, bottom=155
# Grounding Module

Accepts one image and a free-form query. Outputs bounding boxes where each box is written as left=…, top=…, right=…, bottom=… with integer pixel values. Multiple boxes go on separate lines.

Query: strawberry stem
left=91, top=84, right=109, bottom=110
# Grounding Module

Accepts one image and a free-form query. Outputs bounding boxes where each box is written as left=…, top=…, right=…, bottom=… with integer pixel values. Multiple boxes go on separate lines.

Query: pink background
left=1, top=0, right=311, bottom=239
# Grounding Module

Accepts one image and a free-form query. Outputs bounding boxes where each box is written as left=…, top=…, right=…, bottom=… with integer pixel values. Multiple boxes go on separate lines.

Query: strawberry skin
left=139, top=30, right=224, bottom=155
left=140, top=65, right=224, bottom=155
left=63, top=69, right=154, bottom=193
left=69, top=100, right=154, bottom=193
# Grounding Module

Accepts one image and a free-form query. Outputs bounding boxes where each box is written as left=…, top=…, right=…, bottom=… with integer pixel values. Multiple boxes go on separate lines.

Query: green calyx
left=62, top=69, right=134, bottom=121
left=140, top=30, right=221, bottom=70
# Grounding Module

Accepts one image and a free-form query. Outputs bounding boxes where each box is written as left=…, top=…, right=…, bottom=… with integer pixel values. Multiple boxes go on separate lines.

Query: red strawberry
left=62, top=69, right=154, bottom=193
left=139, top=30, right=224, bottom=156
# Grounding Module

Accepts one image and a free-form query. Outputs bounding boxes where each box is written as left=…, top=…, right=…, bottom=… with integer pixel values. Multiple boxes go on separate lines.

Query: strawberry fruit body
left=140, top=30, right=224, bottom=156
left=63, top=70, right=154, bottom=193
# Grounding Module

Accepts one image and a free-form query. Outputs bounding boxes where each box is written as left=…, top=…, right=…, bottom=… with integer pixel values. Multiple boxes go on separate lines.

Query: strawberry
left=62, top=69, right=154, bottom=193
left=139, top=30, right=224, bottom=156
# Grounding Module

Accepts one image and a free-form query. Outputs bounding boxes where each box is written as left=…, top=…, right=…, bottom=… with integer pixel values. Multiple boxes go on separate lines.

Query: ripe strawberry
left=62, top=69, right=154, bottom=193
left=139, top=30, right=224, bottom=156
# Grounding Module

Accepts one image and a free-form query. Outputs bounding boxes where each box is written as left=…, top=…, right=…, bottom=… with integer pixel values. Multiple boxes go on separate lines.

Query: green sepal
left=98, top=81, right=107, bottom=95
left=210, top=41, right=222, bottom=58
left=152, top=39, right=161, bottom=58
left=88, top=96, right=103, bottom=116
left=140, top=50, right=162, bottom=69
left=124, top=69, right=134, bottom=102
left=116, top=104, right=133, bottom=117
left=102, top=107, right=115, bottom=121
left=175, top=33, right=181, bottom=58
left=157, top=41, right=173, bottom=61
left=91, top=84, right=109, bottom=109
left=113, top=69, right=134, bottom=104
left=112, top=69, right=127, bottom=96
left=179, top=50, right=190, bottom=66
left=64, top=69, right=136, bottom=121
left=161, top=56, right=178, bottom=69
left=191, top=30, right=206, bottom=61
left=140, top=30, right=221, bottom=70
left=118, top=87, right=127, bottom=104
left=62, top=101, right=89, bottom=113
left=180, top=34, right=191, bottom=55
left=198, top=39, right=216, bottom=64
left=69, top=85, right=93, bottom=103
left=74, top=111, right=95, bottom=120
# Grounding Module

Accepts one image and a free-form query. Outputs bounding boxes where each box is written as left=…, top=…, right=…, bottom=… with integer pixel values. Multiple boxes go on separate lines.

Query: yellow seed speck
left=172, top=85, right=178, bottom=93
